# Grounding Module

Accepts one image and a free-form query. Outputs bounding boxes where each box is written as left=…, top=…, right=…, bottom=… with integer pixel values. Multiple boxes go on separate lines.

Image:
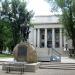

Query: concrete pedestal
left=2, top=62, right=40, bottom=72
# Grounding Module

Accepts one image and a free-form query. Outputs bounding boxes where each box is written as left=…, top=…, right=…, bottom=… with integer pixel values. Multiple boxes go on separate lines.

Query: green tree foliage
left=1, top=21, right=12, bottom=45
left=48, top=0, right=75, bottom=52
left=0, top=21, right=4, bottom=51
left=0, top=20, right=13, bottom=52
left=0, top=0, right=33, bottom=51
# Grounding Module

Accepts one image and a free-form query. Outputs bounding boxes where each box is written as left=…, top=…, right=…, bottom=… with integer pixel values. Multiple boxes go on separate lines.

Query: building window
left=47, top=29, right=52, bottom=48
left=40, top=29, right=45, bottom=48
left=55, top=28, right=60, bottom=48
left=41, top=35, right=44, bottom=39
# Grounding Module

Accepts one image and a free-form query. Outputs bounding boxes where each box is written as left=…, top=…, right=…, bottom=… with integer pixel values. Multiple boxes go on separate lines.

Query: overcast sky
left=26, top=0, right=52, bottom=16
left=0, top=0, right=61, bottom=16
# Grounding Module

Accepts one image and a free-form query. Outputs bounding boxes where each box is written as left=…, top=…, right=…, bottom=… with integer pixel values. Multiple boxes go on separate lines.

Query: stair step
left=40, top=63, right=75, bottom=65
left=40, top=64, right=75, bottom=66
left=40, top=62, right=75, bottom=70
left=40, top=67, right=75, bottom=70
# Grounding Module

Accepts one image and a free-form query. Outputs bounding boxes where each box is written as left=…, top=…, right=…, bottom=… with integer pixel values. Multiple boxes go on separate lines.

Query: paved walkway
left=0, top=57, right=75, bottom=63
left=0, top=67, right=75, bottom=75
left=0, top=58, right=14, bottom=62
left=61, top=57, right=75, bottom=63
left=0, top=57, right=75, bottom=75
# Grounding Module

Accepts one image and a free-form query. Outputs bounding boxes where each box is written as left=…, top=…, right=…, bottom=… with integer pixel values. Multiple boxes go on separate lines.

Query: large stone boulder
left=13, top=42, right=37, bottom=63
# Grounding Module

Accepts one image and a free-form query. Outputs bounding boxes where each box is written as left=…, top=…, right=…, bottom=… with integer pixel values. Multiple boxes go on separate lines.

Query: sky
left=0, top=0, right=62, bottom=16
left=0, top=0, right=50, bottom=16
left=26, top=0, right=52, bottom=16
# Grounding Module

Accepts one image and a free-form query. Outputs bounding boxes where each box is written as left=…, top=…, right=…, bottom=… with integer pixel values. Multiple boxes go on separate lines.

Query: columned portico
left=52, top=28, right=55, bottom=48
left=45, top=28, right=47, bottom=47
left=37, top=28, right=40, bottom=47
left=29, top=15, right=69, bottom=61
left=35, top=28, right=63, bottom=48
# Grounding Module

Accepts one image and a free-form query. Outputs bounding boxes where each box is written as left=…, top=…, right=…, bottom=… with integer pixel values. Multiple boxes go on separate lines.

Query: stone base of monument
left=2, top=62, right=40, bottom=72
left=24, top=62, right=40, bottom=72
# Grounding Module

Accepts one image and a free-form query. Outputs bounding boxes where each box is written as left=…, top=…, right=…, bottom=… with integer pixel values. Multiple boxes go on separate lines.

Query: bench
left=2, top=62, right=25, bottom=74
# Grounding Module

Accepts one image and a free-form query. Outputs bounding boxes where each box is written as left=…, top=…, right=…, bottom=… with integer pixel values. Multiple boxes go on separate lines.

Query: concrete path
left=61, top=57, right=75, bottom=63
left=0, top=67, right=75, bottom=75
left=0, top=57, right=75, bottom=75
left=0, top=58, right=14, bottom=62
left=0, top=57, right=75, bottom=63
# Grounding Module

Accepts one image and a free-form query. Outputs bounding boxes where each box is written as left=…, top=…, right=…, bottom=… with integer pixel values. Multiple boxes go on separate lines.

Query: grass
left=0, top=54, right=14, bottom=58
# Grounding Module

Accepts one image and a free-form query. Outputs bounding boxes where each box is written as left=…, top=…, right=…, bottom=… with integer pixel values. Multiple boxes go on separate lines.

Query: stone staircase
left=40, top=62, right=75, bottom=70
left=50, top=48, right=61, bottom=62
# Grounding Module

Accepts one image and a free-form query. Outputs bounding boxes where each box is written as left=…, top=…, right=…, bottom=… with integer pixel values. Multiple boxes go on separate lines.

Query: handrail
left=52, top=48, right=61, bottom=56
left=50, top=48, right=61, bottom=62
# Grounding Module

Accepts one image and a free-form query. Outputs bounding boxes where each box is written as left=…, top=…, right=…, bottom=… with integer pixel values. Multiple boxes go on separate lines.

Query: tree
left=0, top=0, right=33, bottom=51
left=0, top=0, right=12, bottom=52
left=0, top=20, right=13, bottom=53
left=0, top=21, right=4, bottom=52
left=0, top=21, right=13, bottom=46
left=48, top=0, right=75, bottom=53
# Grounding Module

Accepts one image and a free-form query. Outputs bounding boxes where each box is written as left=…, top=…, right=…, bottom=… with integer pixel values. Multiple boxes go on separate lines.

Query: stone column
left=34, top=28, right=36, bottom=47
left=64, top=35, right=66, bottom=48
left=37, top=28, right=40, bottom=47
left=63, top=29, right=67, bottom=48
left=52, top=28, right=55, bottom=48
left=60, top=28, right=62, bottom=48
left=45, top=28, right=47, bottom=47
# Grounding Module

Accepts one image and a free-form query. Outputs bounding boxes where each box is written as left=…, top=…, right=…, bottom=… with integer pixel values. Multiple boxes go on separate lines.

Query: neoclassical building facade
left=29, top=15, right=70, bottom=61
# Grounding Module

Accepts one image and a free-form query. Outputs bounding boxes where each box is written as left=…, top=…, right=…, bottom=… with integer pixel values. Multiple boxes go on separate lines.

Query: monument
left=13, top=42, right=37, bottom=63
left=2, top=24, right=39, bottom=73
left=13, top=24, right=37, bottom=63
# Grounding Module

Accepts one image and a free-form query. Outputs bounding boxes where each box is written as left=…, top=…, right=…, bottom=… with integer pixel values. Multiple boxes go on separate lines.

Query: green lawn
left=0, top=54, right=13, bottom=58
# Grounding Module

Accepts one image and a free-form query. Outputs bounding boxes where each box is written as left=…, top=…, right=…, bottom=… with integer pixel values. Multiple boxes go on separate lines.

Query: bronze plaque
left=18, top=46, right=27, bottom=57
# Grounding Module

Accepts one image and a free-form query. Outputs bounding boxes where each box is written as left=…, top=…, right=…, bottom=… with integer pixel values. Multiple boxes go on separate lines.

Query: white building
left=29, top=15, right=71, bottom=61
